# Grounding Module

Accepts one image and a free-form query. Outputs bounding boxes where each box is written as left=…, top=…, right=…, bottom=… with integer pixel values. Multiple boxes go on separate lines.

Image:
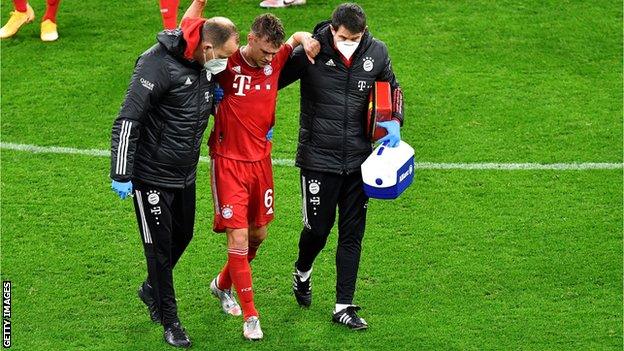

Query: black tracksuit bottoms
left=132, top=180, right=195, bottom=326
left=295, top=168, right=369, bottom=305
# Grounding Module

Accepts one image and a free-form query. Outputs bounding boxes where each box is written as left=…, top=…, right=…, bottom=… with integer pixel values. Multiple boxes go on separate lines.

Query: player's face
left=247, top=33, right=281, bottom=67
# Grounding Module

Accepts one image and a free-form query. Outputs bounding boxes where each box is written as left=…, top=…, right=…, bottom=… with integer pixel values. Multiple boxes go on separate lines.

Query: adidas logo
left=184, top=77, right=192, bottom=85
left=325, top=59, right=336, bottom=67
left=232, top=66, right=241, bottom=74
left=266, top=207, right=274, bottom=215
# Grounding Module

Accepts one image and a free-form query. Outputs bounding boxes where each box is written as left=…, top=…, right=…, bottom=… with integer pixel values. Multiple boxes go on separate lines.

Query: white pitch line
left=0, top=142, right=622, bottom=171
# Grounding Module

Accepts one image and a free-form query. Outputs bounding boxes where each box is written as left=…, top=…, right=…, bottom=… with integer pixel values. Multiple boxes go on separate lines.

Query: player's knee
left=230, top=236, right=247, bottom=249
left=227, top=229, right=248, bottom=249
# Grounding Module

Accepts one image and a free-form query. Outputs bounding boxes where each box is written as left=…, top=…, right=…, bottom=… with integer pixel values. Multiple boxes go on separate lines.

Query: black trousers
left=132, top=180, right=195, bottom=326
left=295, top=168, right=369, bottom=305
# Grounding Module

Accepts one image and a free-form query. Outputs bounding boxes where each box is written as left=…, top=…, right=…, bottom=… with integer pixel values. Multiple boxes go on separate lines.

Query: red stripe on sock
left=228, top=248, right=248, bottom=256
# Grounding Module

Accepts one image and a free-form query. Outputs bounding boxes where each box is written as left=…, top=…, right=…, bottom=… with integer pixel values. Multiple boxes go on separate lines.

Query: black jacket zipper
left=342, top=64, right=352, bottom=175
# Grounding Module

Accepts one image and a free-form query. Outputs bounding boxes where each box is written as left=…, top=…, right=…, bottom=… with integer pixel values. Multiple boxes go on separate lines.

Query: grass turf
left=1, top=0, right=622, bottom=350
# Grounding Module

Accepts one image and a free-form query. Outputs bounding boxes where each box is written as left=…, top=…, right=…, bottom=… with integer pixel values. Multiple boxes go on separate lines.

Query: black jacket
left=279, top=20, right=404, bottom=174
left=110, top=29, right=216, bottom=188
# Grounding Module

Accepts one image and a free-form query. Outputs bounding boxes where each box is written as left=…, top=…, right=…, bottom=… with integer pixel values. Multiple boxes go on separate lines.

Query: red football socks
left=226, top=248, right=258, bottom=319
left=13, top=0, right=28, bottom=13
left=248, top=244, right=258, bottom=262
left=217, top=245, right=259, bottom=290
left=43, top=0, right=60, bottom=23
left=217, top=261, right=232, bottom=290
left=159, top=0, right=179, bottom=30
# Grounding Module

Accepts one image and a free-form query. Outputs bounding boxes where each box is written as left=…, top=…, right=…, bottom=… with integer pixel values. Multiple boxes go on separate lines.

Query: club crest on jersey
left=221, top=204, right=234, bottom=219
left=363, top=57, right=374, bottom=72
left=264, top=64, right=273, bottom=76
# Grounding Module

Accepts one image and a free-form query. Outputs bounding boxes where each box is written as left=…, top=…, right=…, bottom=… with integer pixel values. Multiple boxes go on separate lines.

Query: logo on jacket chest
left=233, top=74, right=272, bottom=96
left=363, top=56, right=374, bottom=72
left=358, top=80, right=372, bottom=91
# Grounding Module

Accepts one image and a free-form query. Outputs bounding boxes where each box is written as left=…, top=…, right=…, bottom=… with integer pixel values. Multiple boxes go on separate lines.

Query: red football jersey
left=209, top=44, right=293, bottom=161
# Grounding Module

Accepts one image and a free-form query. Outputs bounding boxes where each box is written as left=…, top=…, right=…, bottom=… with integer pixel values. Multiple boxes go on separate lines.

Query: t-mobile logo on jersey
left=233, top=74, right=273, bottom=96
left=233, top=74, right=252, bottom=96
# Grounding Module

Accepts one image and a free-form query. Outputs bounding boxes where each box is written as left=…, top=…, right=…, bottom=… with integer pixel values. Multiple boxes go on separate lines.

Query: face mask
left=203, top=47, right=228, bottom=75
left=336, top=40, right=360, bottom=60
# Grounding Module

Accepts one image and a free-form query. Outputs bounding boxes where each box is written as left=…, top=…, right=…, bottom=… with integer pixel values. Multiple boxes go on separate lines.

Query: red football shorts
left=210, top=155, right=275, bottom=232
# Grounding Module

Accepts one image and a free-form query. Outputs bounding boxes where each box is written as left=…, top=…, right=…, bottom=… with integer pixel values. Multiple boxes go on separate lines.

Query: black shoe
left=164, top=321, right=192, bottom=348
left=138, top=281, right=161, bottom=323
left=292, top=265, right=312, bottom=307
left=332, top=306, right=368, bottom=330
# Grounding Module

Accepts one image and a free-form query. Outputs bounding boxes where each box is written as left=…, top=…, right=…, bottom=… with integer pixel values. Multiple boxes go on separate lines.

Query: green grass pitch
left=1, top=0, right=622, bottom=350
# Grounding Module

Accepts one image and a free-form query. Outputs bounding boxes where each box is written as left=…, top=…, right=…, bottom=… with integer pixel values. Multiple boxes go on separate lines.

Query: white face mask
left=336, top=40, right=360, bottom=60
left=203, top=47, right=228, bottom=75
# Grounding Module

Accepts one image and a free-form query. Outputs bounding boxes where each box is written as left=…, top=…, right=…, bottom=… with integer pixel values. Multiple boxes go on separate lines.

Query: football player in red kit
left=182, top=2, right=319, bottom=339
left=210, top=14, right=319, bottom=341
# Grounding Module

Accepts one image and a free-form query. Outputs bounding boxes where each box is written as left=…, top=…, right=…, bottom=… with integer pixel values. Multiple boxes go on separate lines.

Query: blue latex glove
left=214, top=85, right=224, bottom=103
left=112, top=180, right=133, bottom=200
left=377, top=120, right=401, bottom=147
left=266, top=127, right=274, bottom=141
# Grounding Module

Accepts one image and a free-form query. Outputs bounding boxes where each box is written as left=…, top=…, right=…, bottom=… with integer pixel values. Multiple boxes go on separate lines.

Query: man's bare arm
left=182, top=0, right=206, bottom=20
left=286, top=31, right=320, bottom=64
